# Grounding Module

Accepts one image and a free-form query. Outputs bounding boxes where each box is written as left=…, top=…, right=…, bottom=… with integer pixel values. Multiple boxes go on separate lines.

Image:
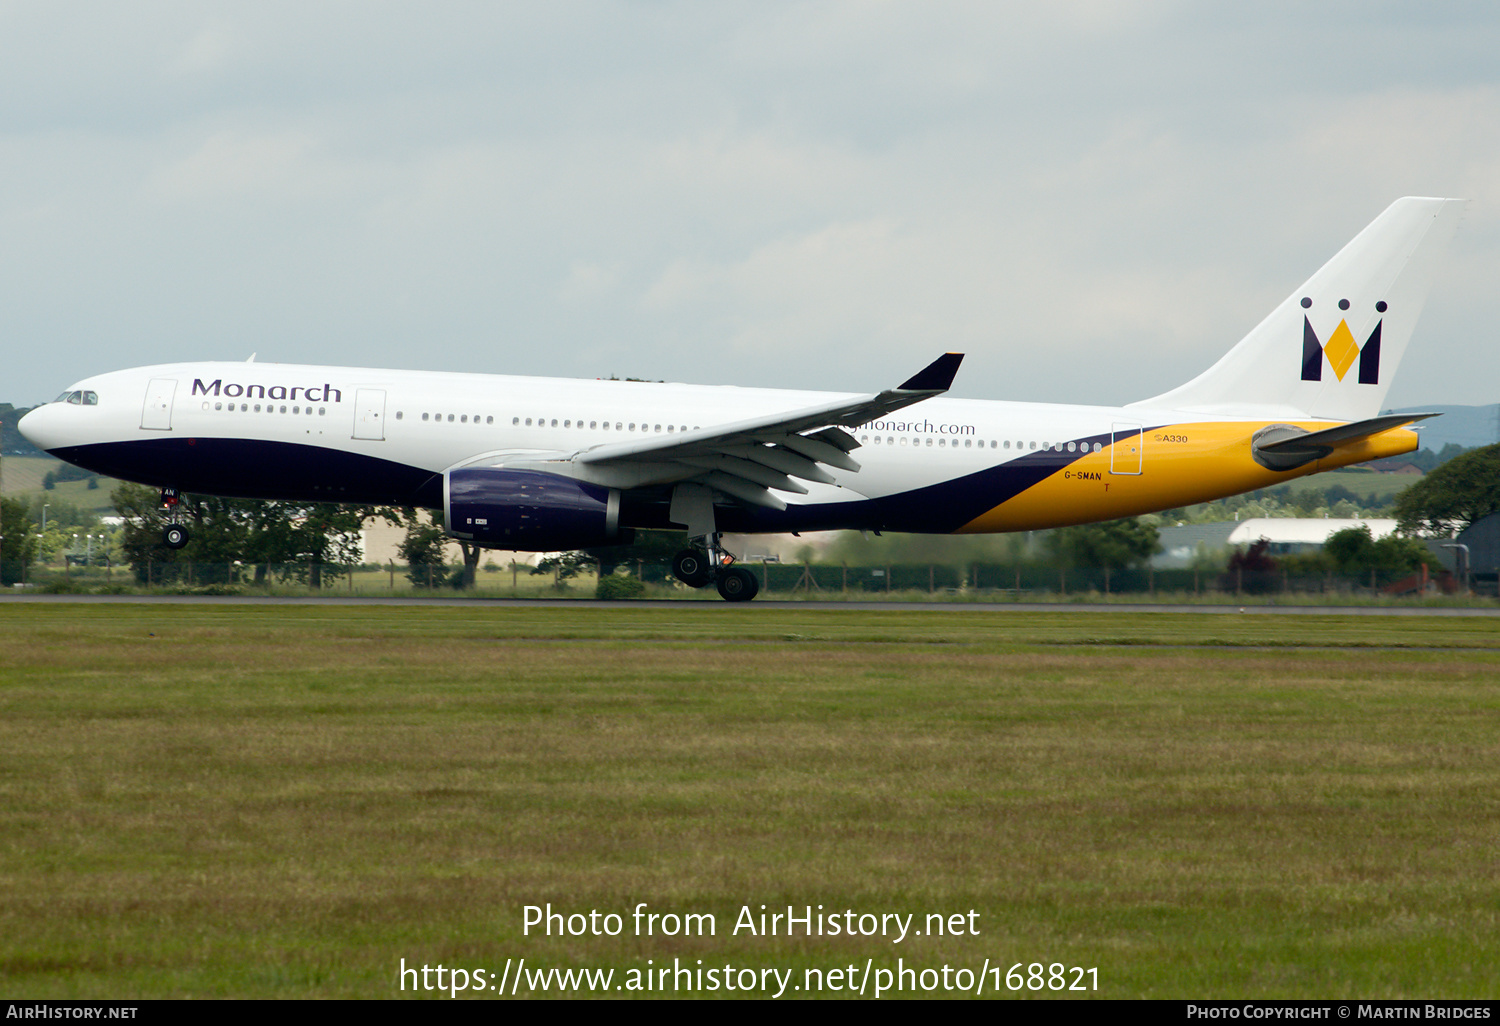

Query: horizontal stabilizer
left=1252, top=413, right=1437, bottom=471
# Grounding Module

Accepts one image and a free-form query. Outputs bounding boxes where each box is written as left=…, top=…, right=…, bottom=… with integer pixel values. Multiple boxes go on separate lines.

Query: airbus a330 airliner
left=20, top=196, right=1463, bottom=600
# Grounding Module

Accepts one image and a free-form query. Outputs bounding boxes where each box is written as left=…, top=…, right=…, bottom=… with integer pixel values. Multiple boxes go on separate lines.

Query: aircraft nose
left=18, top=404, right=64, bottom=453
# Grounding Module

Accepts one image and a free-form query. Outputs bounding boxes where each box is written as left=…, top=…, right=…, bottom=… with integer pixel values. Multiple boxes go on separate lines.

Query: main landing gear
left=669, top=483, right=760, bottom=602
left=671, top=538, right=760, bottom=602
left=160, top=487, right=190, bottom=550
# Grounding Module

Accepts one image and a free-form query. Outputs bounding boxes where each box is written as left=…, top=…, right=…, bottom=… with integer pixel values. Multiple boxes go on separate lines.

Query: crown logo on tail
left=1300, top=298, right=1386, bottom=384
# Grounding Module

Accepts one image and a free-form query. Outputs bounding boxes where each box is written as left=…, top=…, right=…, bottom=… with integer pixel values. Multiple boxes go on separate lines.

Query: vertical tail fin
left=1136, top=197, right=1465, bottom=421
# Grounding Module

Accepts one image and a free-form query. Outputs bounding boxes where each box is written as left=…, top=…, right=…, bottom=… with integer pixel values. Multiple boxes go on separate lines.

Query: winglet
left=898, top=352, right=964, bottom=392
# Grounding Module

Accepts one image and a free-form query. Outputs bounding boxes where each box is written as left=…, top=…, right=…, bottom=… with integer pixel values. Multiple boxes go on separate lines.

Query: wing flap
left=567, top=353, right=963, bottom=503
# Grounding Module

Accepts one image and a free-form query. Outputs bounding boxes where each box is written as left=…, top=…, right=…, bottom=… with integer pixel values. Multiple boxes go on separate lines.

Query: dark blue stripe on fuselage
left=719, top=431, right=1117, bottom=534
left=52, top=430, right=1133, bottom=533
left=48, top=437, right=443, bottom=507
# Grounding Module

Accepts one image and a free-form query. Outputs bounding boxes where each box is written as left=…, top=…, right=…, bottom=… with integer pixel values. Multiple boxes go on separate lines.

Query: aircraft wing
left=564, top=353, right=964, bottom=509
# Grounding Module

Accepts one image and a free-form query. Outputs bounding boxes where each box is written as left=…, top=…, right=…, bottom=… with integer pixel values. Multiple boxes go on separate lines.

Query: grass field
left=1, top=605, right=1496, bottom=999
left=1259, top=468, right=1417, bottom=502
left=0, top=455, right=122, bottom=515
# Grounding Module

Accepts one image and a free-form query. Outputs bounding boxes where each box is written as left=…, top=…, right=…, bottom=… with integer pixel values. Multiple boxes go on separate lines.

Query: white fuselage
left=20, top=358, right=1410, bottom=542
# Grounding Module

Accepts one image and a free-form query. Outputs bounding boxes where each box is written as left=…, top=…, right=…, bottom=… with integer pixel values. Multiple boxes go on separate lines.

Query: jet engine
left=444, top=467, right=632, bottom=551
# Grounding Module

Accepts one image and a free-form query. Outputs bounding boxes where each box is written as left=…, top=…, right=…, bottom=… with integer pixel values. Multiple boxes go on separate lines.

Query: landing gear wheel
left=716, top=566, right=760, bottom=602
left=672, top=549, right=711, bottom=588
left=163, top=524, right=189, bottom=550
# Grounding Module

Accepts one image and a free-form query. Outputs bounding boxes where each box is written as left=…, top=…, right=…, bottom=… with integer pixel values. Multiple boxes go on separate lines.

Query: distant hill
left=1, top=456, right=122, bottom=516
left=0, top=404, right=45, bottom=457
left=1391, top=404, right=1499, bottom=452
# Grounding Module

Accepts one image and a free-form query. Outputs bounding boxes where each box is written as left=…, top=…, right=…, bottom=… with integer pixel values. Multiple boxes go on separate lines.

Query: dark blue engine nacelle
left=444, top=467, right=630, bottom=551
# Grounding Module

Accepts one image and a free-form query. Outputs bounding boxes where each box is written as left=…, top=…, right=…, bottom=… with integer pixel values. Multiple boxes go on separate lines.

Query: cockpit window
left=52, top=390, right=98, bottom=405
left=82, top=391, right=98, bottom=405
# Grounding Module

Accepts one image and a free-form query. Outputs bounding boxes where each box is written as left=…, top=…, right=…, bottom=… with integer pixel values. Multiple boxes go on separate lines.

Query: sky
left=4, top=1, right=1500, bottom=410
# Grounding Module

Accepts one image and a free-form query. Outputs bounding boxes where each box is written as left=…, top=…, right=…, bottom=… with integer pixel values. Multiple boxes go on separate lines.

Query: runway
left=4, top=593, right=1499, bottom=616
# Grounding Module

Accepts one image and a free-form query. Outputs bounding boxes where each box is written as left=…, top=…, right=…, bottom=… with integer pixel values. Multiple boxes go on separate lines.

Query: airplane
left=19, top=196, right=1463, bottom=601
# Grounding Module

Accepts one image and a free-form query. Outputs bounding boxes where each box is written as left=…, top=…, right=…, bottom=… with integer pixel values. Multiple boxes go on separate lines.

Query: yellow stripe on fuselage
left=956, top=421, right=1419, bottom=534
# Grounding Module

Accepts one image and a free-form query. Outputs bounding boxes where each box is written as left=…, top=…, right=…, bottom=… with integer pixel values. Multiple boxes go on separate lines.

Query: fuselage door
left=353, top=388, right=387, bottom=441
left=1110, top=422, right=1143, bottom=475
left=141, top=378, right=177, bottom=431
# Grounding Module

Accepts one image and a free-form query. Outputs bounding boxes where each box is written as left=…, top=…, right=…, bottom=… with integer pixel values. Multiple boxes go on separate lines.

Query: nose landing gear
left=159, top=487, right=189, bottom=550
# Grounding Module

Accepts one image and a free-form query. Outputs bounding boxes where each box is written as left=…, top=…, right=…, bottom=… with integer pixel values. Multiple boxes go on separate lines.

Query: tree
left=1392, top=443, right=1500, bottom=536
left=532, top=550, right=597, bottom=583
left=588, top=530, right=688, bottom=582
left=533, top=531, right=689, bottom=587
left=396, top=508, right=451, bottom=588
left=112, top=482, right=393, bottom=586
left=1, top=496, right=39, bottom=585
left=1323, top=525, right=1430, bottom=575
left=1048, top=518, right=1160, bottom=571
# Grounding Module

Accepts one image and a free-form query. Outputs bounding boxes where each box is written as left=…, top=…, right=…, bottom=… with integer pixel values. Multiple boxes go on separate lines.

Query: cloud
left=3, top=3, right=1500, bottom=408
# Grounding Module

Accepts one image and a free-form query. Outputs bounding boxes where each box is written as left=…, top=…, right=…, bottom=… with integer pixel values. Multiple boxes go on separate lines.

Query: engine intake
left=444, top=467, right=629, bottom=550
